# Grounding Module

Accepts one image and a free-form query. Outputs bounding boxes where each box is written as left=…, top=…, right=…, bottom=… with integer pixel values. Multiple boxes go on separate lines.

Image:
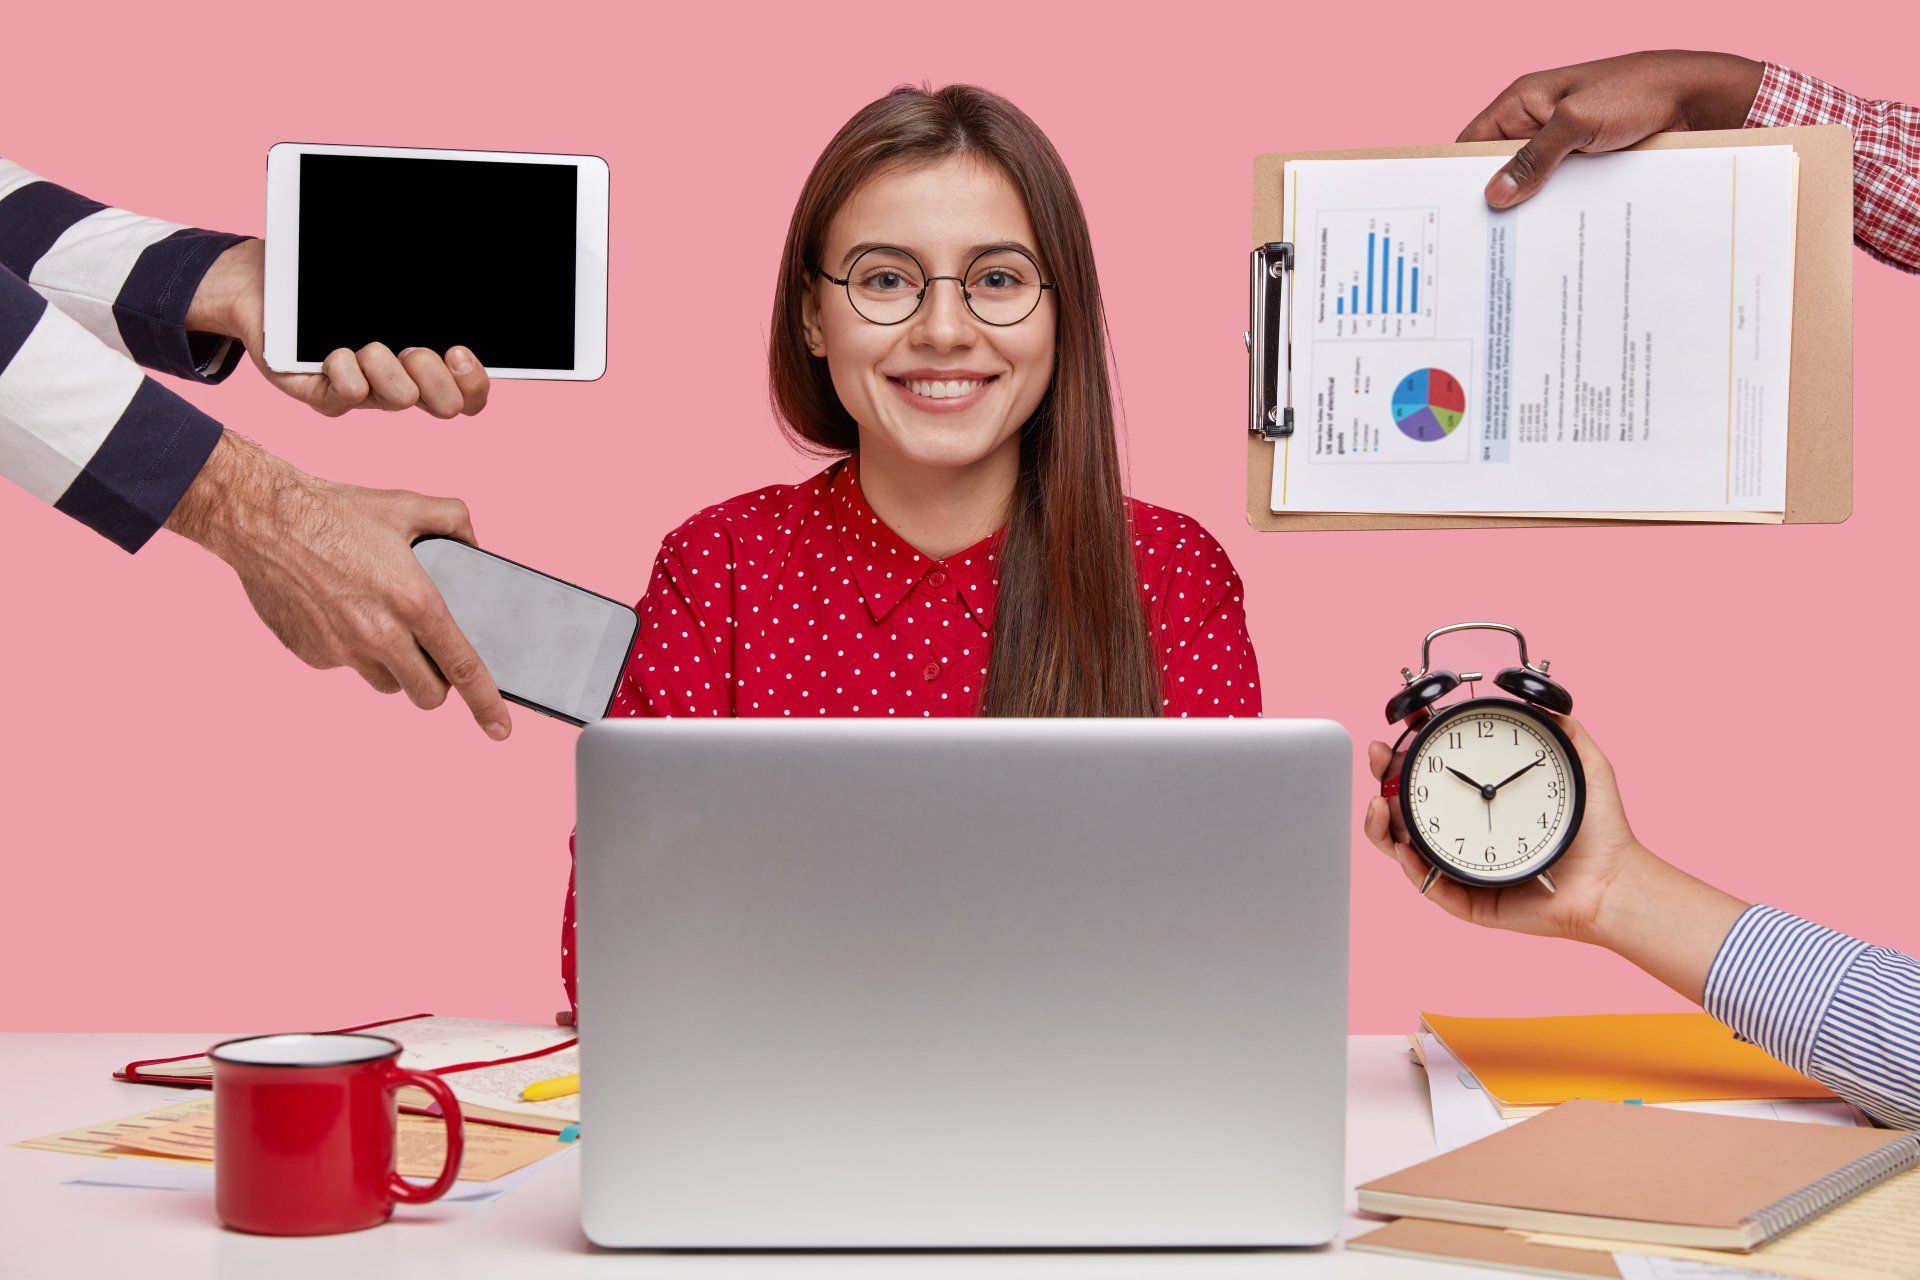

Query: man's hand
left=1461, top=51, right=1766, bottom=208
left=165, top=431, right=512, bottom=741
left=186, top=238, right=490, bottom=418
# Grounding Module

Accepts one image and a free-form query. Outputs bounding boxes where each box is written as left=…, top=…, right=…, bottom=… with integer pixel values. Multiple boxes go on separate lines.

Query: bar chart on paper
left=1315, top=208, right=1438, bottom=339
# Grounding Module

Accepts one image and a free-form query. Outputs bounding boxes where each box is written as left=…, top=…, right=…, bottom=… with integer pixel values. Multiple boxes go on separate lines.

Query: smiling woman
left=557, top=84, right=1261, bottom=1010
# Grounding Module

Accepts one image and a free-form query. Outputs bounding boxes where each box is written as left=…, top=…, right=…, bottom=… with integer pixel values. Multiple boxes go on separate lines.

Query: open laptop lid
left=577, top=719, right=1351, bottom=1248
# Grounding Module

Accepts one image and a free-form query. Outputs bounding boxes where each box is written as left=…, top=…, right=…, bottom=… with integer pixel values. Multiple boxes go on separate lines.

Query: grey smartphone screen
left=413, top=539, right=636, bottom=723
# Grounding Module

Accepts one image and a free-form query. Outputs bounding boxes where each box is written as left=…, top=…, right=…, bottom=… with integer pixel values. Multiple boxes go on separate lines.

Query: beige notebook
left=1349, top=1219, right=1621, bottom=1279
left=1357, top=1099, right=1919, bottom=1251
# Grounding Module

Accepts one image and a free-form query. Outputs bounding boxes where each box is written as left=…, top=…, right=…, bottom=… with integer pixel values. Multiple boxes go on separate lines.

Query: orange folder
left=1421, top=1011, right=1835, bottom=1118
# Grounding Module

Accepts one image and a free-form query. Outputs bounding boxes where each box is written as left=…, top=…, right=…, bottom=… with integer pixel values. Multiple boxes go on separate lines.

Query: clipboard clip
left=1244, top=242, right=1294, bottom=440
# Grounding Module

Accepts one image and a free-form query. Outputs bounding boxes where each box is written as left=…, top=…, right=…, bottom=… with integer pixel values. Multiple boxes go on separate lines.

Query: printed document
left=1272, top=147, right=1797, bottom=517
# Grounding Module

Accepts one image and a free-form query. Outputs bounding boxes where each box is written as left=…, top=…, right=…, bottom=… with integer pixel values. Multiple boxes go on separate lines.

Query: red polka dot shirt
left=560, top=456, right=1260, bottom=1008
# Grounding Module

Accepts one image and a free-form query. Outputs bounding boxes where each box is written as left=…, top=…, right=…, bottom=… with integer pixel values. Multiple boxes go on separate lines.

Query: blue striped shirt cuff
left=52, top=379, right=223, bottom=552
left=115, top=227, right=250, bottom=384
left=0, top=165, right=247, bottom=384
left=1705, top=905, right=1920, bottom=1129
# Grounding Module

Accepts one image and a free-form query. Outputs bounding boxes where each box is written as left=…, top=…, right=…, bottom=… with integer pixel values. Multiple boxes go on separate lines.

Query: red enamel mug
left=209, top=1032, right=464, bottom=1235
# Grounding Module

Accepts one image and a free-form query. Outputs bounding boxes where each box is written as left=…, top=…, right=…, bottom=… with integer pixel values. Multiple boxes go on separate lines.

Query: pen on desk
left=522, top=1072, right=579, bottom=1102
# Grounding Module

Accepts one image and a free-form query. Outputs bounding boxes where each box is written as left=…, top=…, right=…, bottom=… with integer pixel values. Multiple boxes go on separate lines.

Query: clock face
left=1401, top=699, right=1584, bottom=885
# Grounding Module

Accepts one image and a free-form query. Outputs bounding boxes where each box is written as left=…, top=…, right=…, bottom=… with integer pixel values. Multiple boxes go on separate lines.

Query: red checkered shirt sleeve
left=1746, top=62, right=1920, bottom=272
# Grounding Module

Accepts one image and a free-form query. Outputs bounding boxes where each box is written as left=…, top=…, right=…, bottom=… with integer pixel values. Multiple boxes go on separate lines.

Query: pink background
left=1, top=2, right=1910, bottom=1032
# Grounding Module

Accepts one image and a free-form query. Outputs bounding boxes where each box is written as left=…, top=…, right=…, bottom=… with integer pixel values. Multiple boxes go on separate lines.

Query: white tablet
left=264, top=143, right=608, bottom=380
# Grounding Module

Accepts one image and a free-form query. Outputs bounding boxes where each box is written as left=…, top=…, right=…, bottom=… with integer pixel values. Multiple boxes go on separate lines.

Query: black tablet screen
left=296, top=153, right=577, bottom=369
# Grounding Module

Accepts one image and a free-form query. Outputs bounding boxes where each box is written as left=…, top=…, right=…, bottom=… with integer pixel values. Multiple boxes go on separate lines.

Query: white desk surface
left=0, top=1033, right=1484, bottom=1279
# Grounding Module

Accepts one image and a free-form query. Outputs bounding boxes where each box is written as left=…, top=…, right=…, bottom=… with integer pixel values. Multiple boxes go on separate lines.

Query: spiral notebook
left=1356, top=1099, right=1920, bottom=1252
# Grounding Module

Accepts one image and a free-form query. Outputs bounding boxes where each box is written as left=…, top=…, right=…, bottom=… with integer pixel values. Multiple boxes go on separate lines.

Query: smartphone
left=412, top=537, right=638, bottom=726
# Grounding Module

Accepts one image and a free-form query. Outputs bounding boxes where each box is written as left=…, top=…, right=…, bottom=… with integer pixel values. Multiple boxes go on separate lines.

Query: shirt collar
left=828, top=457, right=1003, bottom=630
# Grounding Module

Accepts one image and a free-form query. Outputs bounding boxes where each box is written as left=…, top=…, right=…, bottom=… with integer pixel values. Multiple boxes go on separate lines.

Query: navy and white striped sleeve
left=1705, top=905, right=1920, bottom=1129
left=0, top=159, right=247, bottom=382
left=1, top=263, right=224, bottom=551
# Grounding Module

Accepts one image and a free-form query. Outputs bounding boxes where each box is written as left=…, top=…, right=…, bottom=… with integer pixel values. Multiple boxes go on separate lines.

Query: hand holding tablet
left=186, top=237, right=492, bottom=418
left=262, top=143, right=610, bottom=381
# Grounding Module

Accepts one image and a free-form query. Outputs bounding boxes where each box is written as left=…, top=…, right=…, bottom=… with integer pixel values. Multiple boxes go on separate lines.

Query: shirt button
left=923, top=662, right=941, bottom=682
left=927, top=570, right=948, bottom=589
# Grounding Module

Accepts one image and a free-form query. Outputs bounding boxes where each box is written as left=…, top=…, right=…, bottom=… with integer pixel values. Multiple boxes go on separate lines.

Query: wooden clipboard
left=1247, top=125, right=1854, bottom=530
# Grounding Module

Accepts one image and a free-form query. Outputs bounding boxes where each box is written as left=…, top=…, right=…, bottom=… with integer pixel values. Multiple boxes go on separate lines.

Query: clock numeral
left=1546, top=781, right=1560, bottom=799
left=1512, top=727, right=1521, bottom=745
left=1517, top=836, right=1529, bottom=855
left=1538, top=812, right=1550, bottom=828
left=1483, top=844, right=1497, bottom=863
left=1414, top=784, right=1430, bottom=801
left=1534, top=748, right=1546, bottom=761
left=1446, top=731, right=1463, bottom=750
left=1427, top=816, right=1441, bottom=833
left=1454, top=837, right=1466, bottom=860
left=1476, top=719, right=1495, bottom=739
left=1426, top=755, right=1445, bottom=774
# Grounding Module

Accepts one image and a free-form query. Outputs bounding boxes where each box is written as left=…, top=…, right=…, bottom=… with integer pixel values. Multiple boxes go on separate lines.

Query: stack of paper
left=1274, top=147, right=1799, bottom=520
left=13, top=1095, right=574, bottom=1201
left=1412, top=1028, right=1859, bottom=1155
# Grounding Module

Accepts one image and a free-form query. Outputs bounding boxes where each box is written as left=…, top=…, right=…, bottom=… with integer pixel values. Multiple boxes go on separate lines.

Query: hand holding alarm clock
left=1362, top=623, right=1643, bottom=941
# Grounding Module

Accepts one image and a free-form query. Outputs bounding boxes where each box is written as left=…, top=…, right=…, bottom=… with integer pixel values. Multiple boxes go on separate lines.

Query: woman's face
left=803, top=154, right=1057, bottom=476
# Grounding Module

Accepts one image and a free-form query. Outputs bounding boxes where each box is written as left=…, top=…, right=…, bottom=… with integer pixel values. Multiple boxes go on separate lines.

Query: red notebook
left=113, top=1013, right=578, bottom=1134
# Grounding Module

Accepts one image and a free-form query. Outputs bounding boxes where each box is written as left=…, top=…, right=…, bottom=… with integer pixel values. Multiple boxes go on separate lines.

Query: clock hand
left=1443, top=765, right=1497, bottom=827
left=1490, top=758, right=1547, bottom=792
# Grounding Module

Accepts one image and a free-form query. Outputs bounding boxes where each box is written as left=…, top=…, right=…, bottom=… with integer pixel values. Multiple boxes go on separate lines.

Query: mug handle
left=380, top=1063, right=465, bottom=1205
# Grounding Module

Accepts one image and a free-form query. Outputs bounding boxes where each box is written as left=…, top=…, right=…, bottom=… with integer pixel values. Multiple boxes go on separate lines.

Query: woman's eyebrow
left=836, top=240, right=1042, bottom=268
left=966, top=241, right=1039, bottom=259
left=839, top=241, right=907, bottom=268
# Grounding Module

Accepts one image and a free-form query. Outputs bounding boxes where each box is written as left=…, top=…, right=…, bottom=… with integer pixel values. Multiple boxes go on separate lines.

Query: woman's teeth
left=905, top=378, right=988, bottom=399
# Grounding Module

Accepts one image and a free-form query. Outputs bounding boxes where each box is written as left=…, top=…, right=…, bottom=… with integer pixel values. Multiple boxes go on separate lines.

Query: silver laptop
left=575, top=719, right=1350, bottom=1248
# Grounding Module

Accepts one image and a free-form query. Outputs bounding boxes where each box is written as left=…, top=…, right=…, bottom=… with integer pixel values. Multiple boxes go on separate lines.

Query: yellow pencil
left=521, top=1072, right=579, bottom=1102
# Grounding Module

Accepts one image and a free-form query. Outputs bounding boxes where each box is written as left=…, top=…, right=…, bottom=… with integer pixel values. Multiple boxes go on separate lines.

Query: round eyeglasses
left=814, top=245, right=1056, bottom=327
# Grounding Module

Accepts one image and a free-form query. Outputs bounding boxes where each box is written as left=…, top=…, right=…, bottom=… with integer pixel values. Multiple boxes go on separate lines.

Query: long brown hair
left=769, top=84, right=1160, bottom=717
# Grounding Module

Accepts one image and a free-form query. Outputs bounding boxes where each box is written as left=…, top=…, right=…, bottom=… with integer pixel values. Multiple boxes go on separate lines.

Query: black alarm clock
left=1381, top=623, right=1585, bottom=894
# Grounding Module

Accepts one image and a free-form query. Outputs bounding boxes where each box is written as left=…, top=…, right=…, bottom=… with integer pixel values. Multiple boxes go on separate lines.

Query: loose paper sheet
left=16, top=1088, right=570, bottom=1182
left=1528, top=1169, right=1920, bottom=1280
left=13, top=1097, right=215, bottom=1159
left=1614, top=1257, right=1795, bottom=1280
left=109, top=1109, right=563, bottom=1182
left=1413, top=1035, right=1861, bottom=1153
left=66, top=1147, right=578, bottom=1203
left=1275, top=148, right=1796, bottom=516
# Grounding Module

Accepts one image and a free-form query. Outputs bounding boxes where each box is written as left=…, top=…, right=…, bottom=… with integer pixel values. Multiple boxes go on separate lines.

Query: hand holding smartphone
left=412, top=538, right=637, bottom=725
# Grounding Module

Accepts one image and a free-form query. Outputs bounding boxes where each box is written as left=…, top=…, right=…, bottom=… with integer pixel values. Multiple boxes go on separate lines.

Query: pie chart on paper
left=1391, top=368, right=1466, bottom=442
